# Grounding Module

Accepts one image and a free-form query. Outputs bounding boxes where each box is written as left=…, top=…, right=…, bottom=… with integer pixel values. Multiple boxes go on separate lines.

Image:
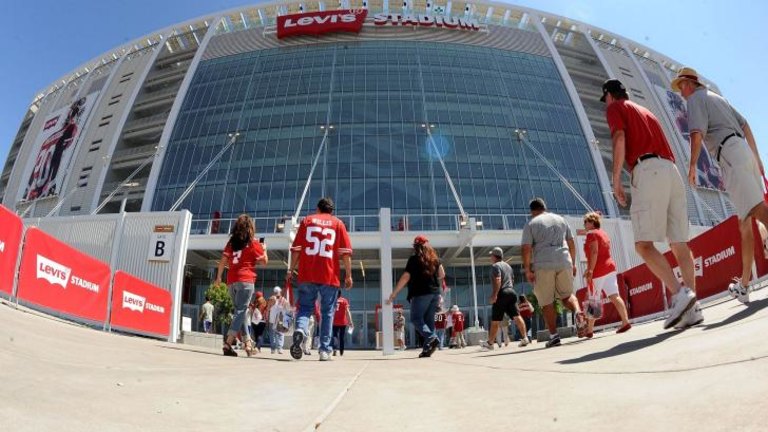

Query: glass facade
left=151, top=41, right=607, bottom=225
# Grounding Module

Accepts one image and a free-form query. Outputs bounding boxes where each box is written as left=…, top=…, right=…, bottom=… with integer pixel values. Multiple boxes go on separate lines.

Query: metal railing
left=111, top=144, right=158, bottom=161
left=188, top=213, right=535, bottom=235
left=122, top=112, right=169, bottom=133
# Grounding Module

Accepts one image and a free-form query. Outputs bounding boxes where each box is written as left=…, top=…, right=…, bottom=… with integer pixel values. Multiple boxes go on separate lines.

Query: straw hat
left=671, top=66, right=704, bottom=92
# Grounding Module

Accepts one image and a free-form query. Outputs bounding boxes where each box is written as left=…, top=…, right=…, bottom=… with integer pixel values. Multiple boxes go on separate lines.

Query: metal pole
left=168, top=132, right=240, bottom=212
left=292, top=128, right=331, bottom=222
left=103, top=211, right=127, bottom=332
left=92, top=150, right=160, bottom=215
left=46, top=186, right=82, bottom=217
left=516, top=129, right=595, bottom=213
left=424, top=126, right=466, bottom=218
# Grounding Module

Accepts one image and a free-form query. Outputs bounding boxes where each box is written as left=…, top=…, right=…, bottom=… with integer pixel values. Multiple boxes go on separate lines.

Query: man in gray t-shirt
left=673, top=67, right=768, bottom=305
left=521, top=198, right=585, bottom=347
left=481, top=247, right=530, bottom=350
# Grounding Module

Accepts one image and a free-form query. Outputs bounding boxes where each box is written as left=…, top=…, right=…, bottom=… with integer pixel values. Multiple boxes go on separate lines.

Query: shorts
left=491, top=291, right=519, bottom=321
left=534, top=267, right=574, bottom=307
left=630, top=157, right=689, bottom=243
left=719, top=138, right=764, bottom=220
left=592, top=271, right=619, bottom=297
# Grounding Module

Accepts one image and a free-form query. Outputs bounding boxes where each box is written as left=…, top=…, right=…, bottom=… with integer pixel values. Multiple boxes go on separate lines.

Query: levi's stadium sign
left=277, top=10, right=368, bottom=39
left=373, top=13, right=480, bottom=30
left=276, top=10, right=481, bottom=39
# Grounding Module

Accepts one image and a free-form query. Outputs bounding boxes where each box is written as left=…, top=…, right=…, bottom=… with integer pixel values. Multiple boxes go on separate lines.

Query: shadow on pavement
left=703, top=297, right=768, bottom=331
left=557, top=331, right=678, bottom=364
left=157, top=345, right=294, bottom=361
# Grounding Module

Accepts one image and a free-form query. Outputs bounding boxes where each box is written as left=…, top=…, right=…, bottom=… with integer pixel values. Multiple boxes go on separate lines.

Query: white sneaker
left=663, top=288, right=697, bottom=329
left=675, top=301, right=704, bottom=329
left=479, top=341, right=494, bottom=351
left=518, top=337, right=530, bottom=347
left=319, top=351, right=332, bottom=361
left=728, top=280, right=750, bottom=304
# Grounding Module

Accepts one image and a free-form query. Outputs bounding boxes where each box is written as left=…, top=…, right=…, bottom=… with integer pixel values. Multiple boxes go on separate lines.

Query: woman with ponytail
left=387, top=235, right=445, bottom=358
left=215, top=214, right=268, bottom=357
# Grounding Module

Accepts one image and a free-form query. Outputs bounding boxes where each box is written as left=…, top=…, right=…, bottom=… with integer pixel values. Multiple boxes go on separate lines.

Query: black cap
left=600, top=79, right=627, bottom=102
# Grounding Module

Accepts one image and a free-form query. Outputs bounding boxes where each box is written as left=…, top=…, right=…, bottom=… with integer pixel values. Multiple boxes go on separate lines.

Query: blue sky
left=1, top=1, right=766, bottom=169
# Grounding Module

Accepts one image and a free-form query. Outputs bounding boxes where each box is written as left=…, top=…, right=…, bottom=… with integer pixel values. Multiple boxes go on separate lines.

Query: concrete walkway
left=1, top=290, right=767, bottom=432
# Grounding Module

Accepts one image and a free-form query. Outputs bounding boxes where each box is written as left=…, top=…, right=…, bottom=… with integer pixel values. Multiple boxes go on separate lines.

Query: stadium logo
left=123, top=291, right=146, bottom=313
left=277, top=10, right=368, bottom=39
left=122, top=290, right=165, bottom=314
left=36, top=255, right=71, bottom=288
left=373, top=13, right=480, bottom=30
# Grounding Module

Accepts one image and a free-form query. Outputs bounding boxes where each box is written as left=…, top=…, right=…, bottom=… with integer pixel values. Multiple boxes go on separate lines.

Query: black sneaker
left=425, top=337, right=439, bottom=357
left=545, top=335, right=561, bottom=348
left=222, top=344, right=238, bottom=357
left=290, top=330, right=305, bottom=360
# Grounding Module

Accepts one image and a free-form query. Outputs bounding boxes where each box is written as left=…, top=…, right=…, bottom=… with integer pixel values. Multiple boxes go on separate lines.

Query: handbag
left=275, top=309, right=292, bottom=334
left=583, top=281, right=603, bottom=320
left=518, top=298, right=534, bottom=319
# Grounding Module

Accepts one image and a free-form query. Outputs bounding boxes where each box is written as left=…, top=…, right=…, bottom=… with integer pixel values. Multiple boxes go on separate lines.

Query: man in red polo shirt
left=602, top=79, right=700, bottom=330
left=287, top=197, right=353, bottom=361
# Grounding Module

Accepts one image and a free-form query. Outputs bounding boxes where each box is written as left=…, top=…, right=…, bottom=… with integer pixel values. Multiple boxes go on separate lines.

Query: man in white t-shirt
left=199, top=296, right=214, bottom=333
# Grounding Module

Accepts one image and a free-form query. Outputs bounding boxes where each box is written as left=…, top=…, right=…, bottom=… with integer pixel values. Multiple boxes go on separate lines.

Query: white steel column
left=379, top=208, right=395, bottom=355
left=169, top=210, right=193, bottom=342
left=89, top=35, right=170, bottom=213
left=142, top=17, right=224, bottom=211
left=579, top=26, right=615, bottom=78
left=468, top=218, right=480, bottom=328
left=530, top=13, right=619, bottom=218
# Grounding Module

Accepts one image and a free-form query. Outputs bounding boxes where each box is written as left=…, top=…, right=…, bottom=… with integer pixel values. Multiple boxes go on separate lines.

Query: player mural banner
left=665, top=216, right=741, bottom=300
left=110, top=271, right=172, bottom=338
left=16, top=227, right=110, bottom=324
left=621, top=263, right=665, bottom=319
left=575, top=275, right=626, bottom=326
left=653, top=85, right=724, bottom=191
left=17, top=92, right=99, bottom=202
left=0, top=205, right=24, bottom=295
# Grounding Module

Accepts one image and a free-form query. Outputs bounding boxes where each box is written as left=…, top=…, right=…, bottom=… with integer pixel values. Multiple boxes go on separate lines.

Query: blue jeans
left=435, top=329, right=446, bottom=349
left=410, top=293, right=439, bottom=350
left=270, top=327, right=285, bottom=350
left=228, top=282, right=254, bottom=340
left=296, top=283, right=339, bottom=354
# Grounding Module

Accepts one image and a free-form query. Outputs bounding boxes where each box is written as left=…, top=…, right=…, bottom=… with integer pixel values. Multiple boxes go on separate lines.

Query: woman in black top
left=387, top=235, right=446, bottom=357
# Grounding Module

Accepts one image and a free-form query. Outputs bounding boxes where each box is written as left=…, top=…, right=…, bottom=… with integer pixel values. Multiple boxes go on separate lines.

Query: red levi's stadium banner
left=575, top=274, right=627, bottom=326
left=17, top=227, right=110, bottom=324
left=277, top=10, right=367, bottom=39
left=664, top=216, right=742, bottom=300
left=621, top=264, right=665, bottom=319
left=110, top=271, right=172, bottom=338
left=0, top=205, right=24, bottom=295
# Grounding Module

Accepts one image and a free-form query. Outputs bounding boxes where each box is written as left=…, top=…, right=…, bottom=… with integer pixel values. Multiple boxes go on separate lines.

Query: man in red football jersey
left=287, top=197, right=353, bottom=361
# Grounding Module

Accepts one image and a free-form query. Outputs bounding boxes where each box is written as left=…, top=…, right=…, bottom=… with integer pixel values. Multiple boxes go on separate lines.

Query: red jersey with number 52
left=223, top=240, right=266, bottom=284
left=291, top=213, right=352, bottom=287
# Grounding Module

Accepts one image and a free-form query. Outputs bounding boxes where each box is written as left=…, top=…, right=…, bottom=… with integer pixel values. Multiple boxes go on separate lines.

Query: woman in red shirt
left=332, top=293, right=353, bottom=356
left=583, top=212, right=631, bottom=337
left=215, top=214, right=268, bottom=356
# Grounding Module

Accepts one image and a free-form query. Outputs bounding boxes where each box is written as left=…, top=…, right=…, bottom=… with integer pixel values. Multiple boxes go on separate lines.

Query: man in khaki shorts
left=672, top=67, right=768, bottom=304
left=522, top=198, right=586, bottom=347
left=602, top=79, right=699, bottom=330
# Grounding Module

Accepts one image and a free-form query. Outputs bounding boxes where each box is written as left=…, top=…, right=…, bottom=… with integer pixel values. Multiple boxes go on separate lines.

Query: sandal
left=244, top=340, right=255, bottom=357
left=575, top=312, right=587, bottom=338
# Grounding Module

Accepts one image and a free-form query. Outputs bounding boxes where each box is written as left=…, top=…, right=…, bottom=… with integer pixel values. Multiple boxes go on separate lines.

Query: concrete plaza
left=1, top=289, right=767, bottom=432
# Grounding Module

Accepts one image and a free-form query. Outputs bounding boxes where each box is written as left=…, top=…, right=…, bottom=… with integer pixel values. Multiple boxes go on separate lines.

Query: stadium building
left=1, top=1, right=736, bottom=347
